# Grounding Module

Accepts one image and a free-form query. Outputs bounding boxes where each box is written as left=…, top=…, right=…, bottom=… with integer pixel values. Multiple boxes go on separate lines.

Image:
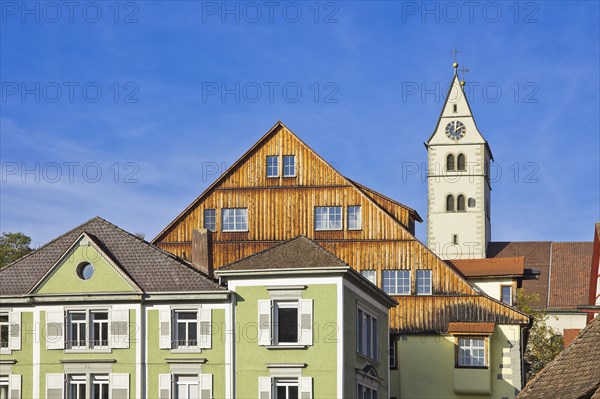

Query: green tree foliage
left=0, top=232, right=32, bottom=268
left=515, top=288, right=564, bottom=382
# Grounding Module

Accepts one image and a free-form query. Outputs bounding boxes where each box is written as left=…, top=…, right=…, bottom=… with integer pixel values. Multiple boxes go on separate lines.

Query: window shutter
left=258, top=377, right=272, bottom=399
left=199, top=374, right=212, bottom=399
left=109, top=373, right=129, bottom=399
left=8, top=374, right=20, bottom=399
left=299, top=377, right=313, bottom=399
left=198, top=309, right=212, bottom=349
left=158, top=374, right=171, bottom=399
left=45, top=309, right=64, bottom=350
left=46, top=373, right=64, bottom=399
left=159, top=309, right=171, bottom=350
left=110, top=309, right=130, bottom=349
left=300, top=299, right=313, bottom=346
left=258, top=300, right=271, bottom=346
left=8, top=312, right=21, bottom=351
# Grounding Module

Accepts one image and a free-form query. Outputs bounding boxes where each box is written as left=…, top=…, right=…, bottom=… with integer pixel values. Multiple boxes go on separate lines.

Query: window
left=382, top=270, right=410, bottom=295
left=446, top=195, right=455, bottom=212
left=416, top=270, right=432, bottom=295
left=314, top=206, right=342, bottom=231
left=174, top=311, right=198, bottom=349
left=0, top=376, right=8, bottom=399
left=275, top=302, right=299, bottom=344
left=452, top=104, right=457, bottom=113
left=176, top=375, right=199, bottom=399
left=452, top=234, right=459, bottom=245
left=457, top=337, right=486, bottom=367
left=283, top=155, right=296, bottom=177
left=357, top=383, right=378, bottom=399
left=275, top=378, right=299, bottom=399
left=67, top=310, right=109, bottom=349
left=468, top=197, right=476, bottom=208
left=357, top=308, right=378, bottom=360
left=389, top=337, right=397, bottom=369
left=76, top=262, right=94, bottom=280
left=457, top=195, right=466, bottom=212
left=446, top=154, right=455, bottom=171
left=501, top=285, right=513, bottom=305
left=67, top=374, right=109, bottom=399
left=203, top=209, right=216, bottom=232
left=361, top=270, right=377, bottom=285
left=0, top=314, right=8, bottom=349
left=90, top=311, right=109, bottom=348
left=221, top=208, right=248, bottom=232
left=457, top=153, right=466, bottom=171
left=266, top=156, right=279, bottom=177
left=347, top=206, right=362, bottom=230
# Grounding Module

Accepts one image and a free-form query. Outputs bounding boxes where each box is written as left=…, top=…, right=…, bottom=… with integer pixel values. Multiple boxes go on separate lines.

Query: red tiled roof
left=487, top=241, right=593, bottom=310
left=549, top=242, right=594, bottom=309
left=447, top=257, right=524, bottom=278
left=448, top=322, right=495, bottom=335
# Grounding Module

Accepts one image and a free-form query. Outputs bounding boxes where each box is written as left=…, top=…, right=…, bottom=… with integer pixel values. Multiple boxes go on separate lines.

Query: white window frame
left=266, top=155, right=279, bottom=178
left=356, top=307, right=378, bottom=361
left=92, top=374, right=109, bottom=399
left=66, top=310, right=110, bottom=350
left=347, top=205, right=362, bottom=230
left=273, top=301, right=300, bottom=345
left=175, top=375, right=199, bottom=399
left=275, top=377, right=299, bottom=399
left=67, top=374, right=111, bottom=399
left=173, top=310, right=198, bottom=349
left=360, top=270, right=377, bottom=285
left=0, top=313, right=9, bottom=349
left=67, top=374, right=87, bottom=399
left=203, top=209, right=216, bottom=232
left=0, top=376, right=8, bottom=399
left=457, top=337, right=487, bottom=368
left=382, top=270, right=411, bottom=295
left=67, top=311, right=88, bottom=350
left=501, top=285, right=513, bottom=305
left=283, top=155, right=296, bottom=177
left=221, top=208, right=248, bottom=232
left=314, top=206, right=343, bottom=231
left=357, top=383, right=378, bottom=399
left=416, top=270, right=432, bottom=295
left=90, top=311, right=109, bottom=349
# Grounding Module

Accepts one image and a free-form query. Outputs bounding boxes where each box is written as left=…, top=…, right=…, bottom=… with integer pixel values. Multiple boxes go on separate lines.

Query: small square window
left=203, top=209, right=216, bottom=232
left=283, top=155, right=296, bottom=177
left=314, top=206, right=342, bottom=231
left=382, top=270, right=410, bottom=295
left=347, top=206, right=362, bottom=230
left=221, top=208, right=248, bottom=232
left=266, top=156, right=279, bottom=178
left=416, top=270, right=432, bottom=295
left=361, top=270, right=376, bottom=285
left=457, top=337, right=486, bottom=367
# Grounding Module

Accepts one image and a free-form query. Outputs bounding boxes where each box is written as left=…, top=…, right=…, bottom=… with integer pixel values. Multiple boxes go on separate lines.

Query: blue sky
left=1, top=1, right=599, bottom=248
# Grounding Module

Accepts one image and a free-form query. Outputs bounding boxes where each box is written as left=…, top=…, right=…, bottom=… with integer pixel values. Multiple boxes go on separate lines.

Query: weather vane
left=450, top=46, right=461, bottom=69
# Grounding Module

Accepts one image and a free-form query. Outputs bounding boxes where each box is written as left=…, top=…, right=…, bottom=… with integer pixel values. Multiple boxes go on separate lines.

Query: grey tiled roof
left=218, top=236, right=349, bottom=271
left=0, top=217, right=224, bottom=295
left=517, top=316, right=600, bottom=399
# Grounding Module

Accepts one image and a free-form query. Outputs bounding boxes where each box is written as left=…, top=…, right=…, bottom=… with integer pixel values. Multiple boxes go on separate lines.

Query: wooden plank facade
left=153, top=121, right=529, bottom=333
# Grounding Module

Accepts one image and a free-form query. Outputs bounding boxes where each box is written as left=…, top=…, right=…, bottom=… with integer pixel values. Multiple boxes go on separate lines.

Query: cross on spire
left=450, top=46, right=461, bottom=65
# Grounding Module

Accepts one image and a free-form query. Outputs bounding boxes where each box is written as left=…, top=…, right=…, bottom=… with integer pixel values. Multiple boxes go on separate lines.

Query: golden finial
left=458, top=66, right=470, bottom=86
left=453, top=62, right=459, bottom=69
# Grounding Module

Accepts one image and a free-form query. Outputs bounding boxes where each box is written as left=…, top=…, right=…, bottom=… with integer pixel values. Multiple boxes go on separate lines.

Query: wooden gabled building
left=153, top=120, right=530, bottom=398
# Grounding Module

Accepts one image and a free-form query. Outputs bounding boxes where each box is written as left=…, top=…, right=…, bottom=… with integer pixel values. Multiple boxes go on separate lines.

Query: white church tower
left=426, top=63, right=492, bottom=260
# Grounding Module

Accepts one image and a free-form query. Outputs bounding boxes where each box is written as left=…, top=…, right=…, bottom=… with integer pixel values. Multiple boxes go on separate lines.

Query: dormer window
left=266, top=156, right=279, bottom=178
left=283, top=155, right=296, bottom=177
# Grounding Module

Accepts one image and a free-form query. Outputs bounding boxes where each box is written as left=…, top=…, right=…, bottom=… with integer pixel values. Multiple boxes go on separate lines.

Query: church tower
left=426, top=63, right=492, bottom=260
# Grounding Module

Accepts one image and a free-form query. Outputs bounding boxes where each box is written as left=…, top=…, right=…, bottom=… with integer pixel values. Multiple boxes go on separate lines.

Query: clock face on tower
left=445, top=121, right=466, bottom=140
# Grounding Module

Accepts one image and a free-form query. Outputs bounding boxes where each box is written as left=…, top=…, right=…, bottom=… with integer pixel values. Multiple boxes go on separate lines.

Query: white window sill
left=221, top=230, right=249, bottom=233
left=265, top=344, right=308, bottom=350
left=64, top=348, right=112, bottom=354
left=314, top=228, right=343, bottom=232
left=170, top=348, right=202, bottom=354
left=0, top=348, right=11, bottom=355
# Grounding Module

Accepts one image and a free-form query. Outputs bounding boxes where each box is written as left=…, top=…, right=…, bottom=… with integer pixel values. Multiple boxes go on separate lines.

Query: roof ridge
left=1, top=216, right=103, bottom=272
left=219, top=236, right=314, bottom=270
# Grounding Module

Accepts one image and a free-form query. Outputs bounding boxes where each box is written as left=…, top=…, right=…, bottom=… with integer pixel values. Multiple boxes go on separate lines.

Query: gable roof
left=0, top=217, right=224, bottom=296
left=517, top=316, right=600, bottom=399
left=447, top=257, right=525, bottom=278
left=487, top=241, right=593, bottom=310
left=218, top=235, right=349, bottom=271
left=152, top=121, right=421, bottom=243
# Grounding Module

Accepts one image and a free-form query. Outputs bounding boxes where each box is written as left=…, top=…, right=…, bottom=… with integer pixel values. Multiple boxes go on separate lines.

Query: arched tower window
left=457, top=195, right=466, bottom=212
left=457, top=154, right=466, bottom=171
left=446, top=154, right=455, bottom=171
left=446, top=195, right=455, bottom=212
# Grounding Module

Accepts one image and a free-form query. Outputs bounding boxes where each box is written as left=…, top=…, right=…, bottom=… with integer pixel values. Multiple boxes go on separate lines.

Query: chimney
left=192, top=229, right=213, bottom=278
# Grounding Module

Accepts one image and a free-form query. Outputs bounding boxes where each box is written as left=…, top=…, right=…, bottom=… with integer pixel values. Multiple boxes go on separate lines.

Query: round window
left=76, top=262, right=94, bottom=280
